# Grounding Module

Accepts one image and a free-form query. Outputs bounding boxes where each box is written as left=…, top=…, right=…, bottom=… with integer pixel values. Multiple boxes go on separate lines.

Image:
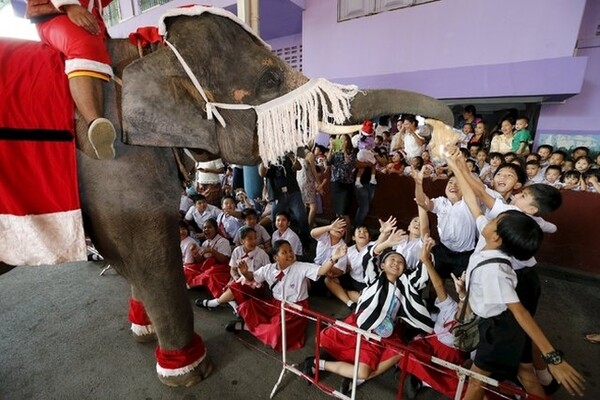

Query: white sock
left=318, top=359, right=326, bottom=370
left=228, top=301, right=238, bottom=312
left=535, top=368, right=553, bottom=385
left=207, top=299, right=219, bottom=308
left=356, top=378, right=365, bottom=386
left=346, top=300, right=354, bottom=307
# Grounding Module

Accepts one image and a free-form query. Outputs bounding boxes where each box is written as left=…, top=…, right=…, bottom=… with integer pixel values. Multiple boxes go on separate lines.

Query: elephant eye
left=260, top=70, right=282, bottom=90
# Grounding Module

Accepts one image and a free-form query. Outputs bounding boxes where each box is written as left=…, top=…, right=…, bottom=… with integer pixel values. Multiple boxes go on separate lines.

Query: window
left=102, top=1, right=121, bottom=27
left=338, top=0, right=440, bottom=22
left=272, top=44, right=303, bottom=72
left=138, top=0, right=170, bottom=13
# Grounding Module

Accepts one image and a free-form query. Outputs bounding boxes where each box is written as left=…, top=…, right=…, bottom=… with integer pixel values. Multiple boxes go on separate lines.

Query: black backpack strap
left=457, top=257, right=511, bottom=322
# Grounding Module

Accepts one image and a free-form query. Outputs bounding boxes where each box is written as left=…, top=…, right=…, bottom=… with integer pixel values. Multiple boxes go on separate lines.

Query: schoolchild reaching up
left=445, top=147, right=585, bottom=400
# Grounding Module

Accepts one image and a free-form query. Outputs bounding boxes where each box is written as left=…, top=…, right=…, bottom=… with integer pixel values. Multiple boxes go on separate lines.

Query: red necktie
left=270, top=270, right=285, bottom=291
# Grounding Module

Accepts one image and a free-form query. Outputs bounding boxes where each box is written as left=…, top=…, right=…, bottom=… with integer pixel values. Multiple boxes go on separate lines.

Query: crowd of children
left=173, top=114, right=592, bottom=399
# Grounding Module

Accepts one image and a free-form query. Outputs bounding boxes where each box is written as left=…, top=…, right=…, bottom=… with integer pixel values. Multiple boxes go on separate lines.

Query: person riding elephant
left=26, top=0, right=117, bottom=159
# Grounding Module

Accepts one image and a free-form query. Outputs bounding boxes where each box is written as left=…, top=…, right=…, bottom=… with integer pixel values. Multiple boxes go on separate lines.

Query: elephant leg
left=128, top=286, right=157, bottom=343
left=130, top=262, right=213, bottom=387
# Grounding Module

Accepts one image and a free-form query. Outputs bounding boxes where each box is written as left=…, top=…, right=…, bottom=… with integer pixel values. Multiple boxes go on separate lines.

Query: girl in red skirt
left=183, top=218, right=232, bottom=292
left=303, top=217, right=433, bottom=393
left=195, top=226, right=271, bottom=314
left=403, top=234, right=469, bottom=399
left=226, top=239, right=347, bottom=352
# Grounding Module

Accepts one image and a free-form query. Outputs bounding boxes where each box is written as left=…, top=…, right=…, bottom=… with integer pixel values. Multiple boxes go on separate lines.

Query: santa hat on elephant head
left=360, top=120, right=374, bottom=136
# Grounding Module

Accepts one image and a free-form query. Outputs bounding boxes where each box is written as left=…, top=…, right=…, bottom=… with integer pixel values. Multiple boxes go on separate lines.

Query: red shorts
left=36, top=14, right=112, bottom=79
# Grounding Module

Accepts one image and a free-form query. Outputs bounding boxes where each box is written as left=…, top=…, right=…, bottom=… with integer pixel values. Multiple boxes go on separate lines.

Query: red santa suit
left=28, top=0, right=113, bottom=80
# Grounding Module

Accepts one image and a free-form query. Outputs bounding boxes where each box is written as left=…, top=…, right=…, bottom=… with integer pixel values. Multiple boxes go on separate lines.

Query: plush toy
left=425, top=119, right=461, bottom=164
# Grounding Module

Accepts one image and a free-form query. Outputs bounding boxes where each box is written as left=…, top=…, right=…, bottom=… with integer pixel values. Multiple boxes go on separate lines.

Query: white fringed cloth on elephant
left=0, top=39, right=86, bottom=265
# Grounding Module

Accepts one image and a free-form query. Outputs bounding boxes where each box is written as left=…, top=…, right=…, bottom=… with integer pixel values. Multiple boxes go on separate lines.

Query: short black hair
left=525, top=184, right=562, bottom=215
left=489, top=152, right=503, bottom=160
left=537, top=144, right=554, bottom=153
left=275, top=211, right=291, bottom=221
left=241, top=208, right=258, bottom=219
left=572, top=146, right=590, bottom=155
left=545, top=165, right=562, bottom=175
left=517, top=116, right=530, bottom=124
left=195, top=195, right=207, bottom=203
left=494, top=162, right=527, bottom=185
left=464, top=105, right=476, bottom=114
left=497, top=210, right=543, bottom=261
left=526, top=160, right=540, bottom=167
left=551, top=150, right=568, bottom=160
left=238, top=226, right=256, bottom=240
left=272, top=239, right=291, bottom=256
left=563, top=170, right=581, bottom=180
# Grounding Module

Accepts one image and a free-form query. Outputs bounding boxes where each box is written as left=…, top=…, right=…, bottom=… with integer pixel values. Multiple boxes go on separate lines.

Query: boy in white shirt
left=445, top=148, right=584, bottom=400
left=271, top=211, right=303, bottom=256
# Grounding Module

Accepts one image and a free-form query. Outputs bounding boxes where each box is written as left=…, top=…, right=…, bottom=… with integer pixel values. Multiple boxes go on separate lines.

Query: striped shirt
left=356, top=245, right=433, bottom=335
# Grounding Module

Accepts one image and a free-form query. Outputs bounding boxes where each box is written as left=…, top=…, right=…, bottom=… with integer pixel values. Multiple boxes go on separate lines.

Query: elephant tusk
left=318, top=122, right=362, bottom=135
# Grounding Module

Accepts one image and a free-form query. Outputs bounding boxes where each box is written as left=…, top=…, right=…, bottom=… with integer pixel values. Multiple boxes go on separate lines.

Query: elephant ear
left=121, top=49, right=218, bottom=153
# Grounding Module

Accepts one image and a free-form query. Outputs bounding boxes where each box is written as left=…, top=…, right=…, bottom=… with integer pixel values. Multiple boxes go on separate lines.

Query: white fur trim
left=65, top=59, right=113, bottom=77
left=130, top=323, right=155, bottom=336
left=156, top=353, right=206, bottom=377
left=0, top=210, right=86, bottom=265
left=50, top=0, right=80, bottom=11
left=158, top=5, right=270, bottom=50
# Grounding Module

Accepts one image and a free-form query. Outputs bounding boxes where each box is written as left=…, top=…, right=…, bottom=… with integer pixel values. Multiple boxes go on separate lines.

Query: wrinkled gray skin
left=75, top=13, right=453, bottom=386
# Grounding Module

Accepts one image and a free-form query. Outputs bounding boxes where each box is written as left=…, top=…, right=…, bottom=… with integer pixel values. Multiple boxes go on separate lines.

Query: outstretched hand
left=332, top=244, right=348, bottom=260
left=451, top=271, right=466, bottom=298
left=330, top=218, right=347, bottom=234
left=378, top=216, right=397, bottom=234
left=63, top=5, right=100, bottom=35
left=419, top=234, right=435, bottom=264
left=384, top=228, right=407, bottom=248
left=549, top=361, right=585, bottom=397
left=238, top=260, right=249, bottom=275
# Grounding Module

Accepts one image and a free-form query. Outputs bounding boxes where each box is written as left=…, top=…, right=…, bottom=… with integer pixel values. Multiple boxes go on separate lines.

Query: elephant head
left=122, top=6, right=453, bottom=165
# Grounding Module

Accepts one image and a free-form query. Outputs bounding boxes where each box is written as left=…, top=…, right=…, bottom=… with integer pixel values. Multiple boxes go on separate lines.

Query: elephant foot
left=157, top=355, right=213, bottom=387
left=156, top=333, right=210, bottom=387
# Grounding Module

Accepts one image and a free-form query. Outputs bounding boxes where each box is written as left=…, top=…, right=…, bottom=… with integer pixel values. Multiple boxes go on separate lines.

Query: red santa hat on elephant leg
left=360, top=120, right=374, bottom=136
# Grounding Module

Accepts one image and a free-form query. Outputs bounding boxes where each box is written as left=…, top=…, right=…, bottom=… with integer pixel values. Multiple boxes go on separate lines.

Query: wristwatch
left=542, top=350, right=564, bottom=365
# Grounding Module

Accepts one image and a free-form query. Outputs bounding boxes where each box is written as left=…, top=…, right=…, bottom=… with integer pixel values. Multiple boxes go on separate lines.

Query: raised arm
left=445, top=148, right=483, bottom=218
left=374, top=216, right=397, bottom=246
left=413, top=170, right=431, bottom=236
left=317, top=244, right=347, bottom=276
left=310, top=217, right=346, bottom=239
left=414, top=168, right=433, bottom=211
left=419, top=235, right=446, bottom=301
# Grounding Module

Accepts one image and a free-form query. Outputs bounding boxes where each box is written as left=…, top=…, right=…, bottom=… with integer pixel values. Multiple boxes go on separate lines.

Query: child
left=536, top=144, right=553, bottom=169
left=448, top=155, right=584, bottom=399
left=310, top=218, right=349, bottom=275
left=302, top=220, right=433, bottom=394
left=404, top=156, right=424, bottom=177
left=216, top=195, right=244, bottom=243
left=179, top=221, right=200, bottom=265
left=415, top=173, right=477, bottom=279
left=548, top=150, right=567, bottom=170
left=353, top=120, right=378, bottom=188
left=184, top=195, right=221, bottom=238
left=574, top=156, right=592, bottom=174
left=543, top=165, right=563, bottom=188
left=381, top=151, right=405, bottom=175
left=233, top=208, right=271, bottom=253
left=561, top=170, right=583, bottom=191
left=474, top=149, right=489, bottom=175
left=227, top=240, right=347, bottom=352
left=196, top=226, right=271, bottom=314
left=183, top=218, right=232, bottom=290
left=271, top=211, right=303, bottom=256
left=583, top=170, right=600, bottom=193
left=234, top=188, right=261, bottom=213
left=525, top=160, right=544, bottom=185
left=404, top=235, right=469, bottom=399
left=479, top=152, right=502, bottom=187
left=513, top=116, right=532, bottom=156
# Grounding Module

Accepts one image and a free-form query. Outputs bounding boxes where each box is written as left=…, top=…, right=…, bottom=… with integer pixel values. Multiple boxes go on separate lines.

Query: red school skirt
left=184, top=258, right=230, bottom=296
left=237, top=297, right=309, bottom=352
left=403, top=335, right=467, bottom=399
left=319, top=313, right=404, bottom=371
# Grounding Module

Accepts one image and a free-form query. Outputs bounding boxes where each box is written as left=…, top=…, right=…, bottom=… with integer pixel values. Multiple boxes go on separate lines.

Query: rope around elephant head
left=163, top=38, right=359, bottom=165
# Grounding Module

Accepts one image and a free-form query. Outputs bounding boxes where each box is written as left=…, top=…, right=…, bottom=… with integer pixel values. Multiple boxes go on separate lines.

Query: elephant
left=1, top=6, right=453, bottom=387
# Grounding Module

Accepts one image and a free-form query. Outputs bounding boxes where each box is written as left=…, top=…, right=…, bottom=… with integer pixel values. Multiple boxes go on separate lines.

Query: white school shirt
left=394, top=237, right=423, bottom=271
left=180, top=236, right=199, bottom=264
left=314, top=233, right=347, bottom=272
left=253, top=262, right=320, bottom=303
left=433, top=296, right=459, bottom=347
left=180, top=195, right=194, bottom=214
left=216, top=212, right=244, bottom=239
left=229, top=246, right=271, bottom=273
left=185, top=204, right=221, bottom=228
left=202, top=234, right=232, bottom=258
left=481, top=198, right=556, bottom=270
left=272, top=228, right=303, bottom=256
left=431, top=197, right=477, bottom=252
left=233, top=224, right=271, bottom=246
left=346, top=242, right=372, bottom=282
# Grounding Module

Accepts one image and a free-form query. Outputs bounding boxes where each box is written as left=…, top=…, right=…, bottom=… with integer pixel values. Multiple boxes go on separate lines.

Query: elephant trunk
left=348, top=89, right=454, bottom=126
